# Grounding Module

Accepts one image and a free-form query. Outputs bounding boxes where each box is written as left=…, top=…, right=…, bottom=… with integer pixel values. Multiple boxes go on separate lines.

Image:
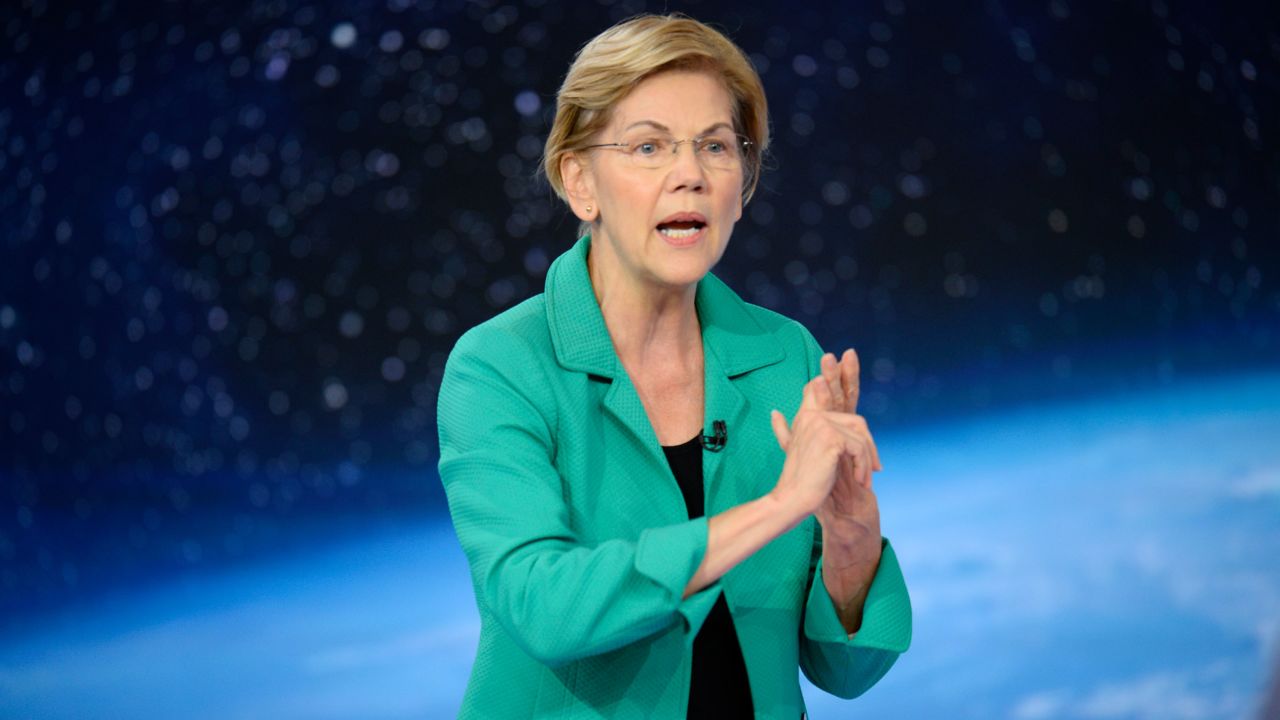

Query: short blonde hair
left=542, top=14, right=770, bottom=235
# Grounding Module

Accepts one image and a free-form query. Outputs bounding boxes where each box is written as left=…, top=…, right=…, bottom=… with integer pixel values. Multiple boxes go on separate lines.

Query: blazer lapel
left=696, top=274, right=786, bottom=512
left=699, top=344, right=748, bottom=511
left=545, top=236, right=672, bottom=495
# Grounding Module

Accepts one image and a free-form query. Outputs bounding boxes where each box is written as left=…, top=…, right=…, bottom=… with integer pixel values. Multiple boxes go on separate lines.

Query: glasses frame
left=581, top=132, right=754, bottom=170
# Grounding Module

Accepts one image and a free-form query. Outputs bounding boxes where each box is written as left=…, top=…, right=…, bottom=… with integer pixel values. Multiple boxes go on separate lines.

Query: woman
left=437, top=14, right=910, bottom=718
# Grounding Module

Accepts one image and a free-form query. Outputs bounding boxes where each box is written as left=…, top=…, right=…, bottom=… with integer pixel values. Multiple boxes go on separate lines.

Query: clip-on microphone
left=700, top=419, right=727, bottom=452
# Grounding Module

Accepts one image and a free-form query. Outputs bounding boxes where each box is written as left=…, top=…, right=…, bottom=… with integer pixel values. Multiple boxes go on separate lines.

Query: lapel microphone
left=700, top=419, right=727, bottom=452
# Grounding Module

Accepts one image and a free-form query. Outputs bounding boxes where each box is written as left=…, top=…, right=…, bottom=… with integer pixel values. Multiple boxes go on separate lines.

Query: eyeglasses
left=582, top=132, right=752, bottom=171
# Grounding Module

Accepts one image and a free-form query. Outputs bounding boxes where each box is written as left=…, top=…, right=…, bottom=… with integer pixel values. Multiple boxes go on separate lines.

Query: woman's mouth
left=656, top=221, right=706, bottom=246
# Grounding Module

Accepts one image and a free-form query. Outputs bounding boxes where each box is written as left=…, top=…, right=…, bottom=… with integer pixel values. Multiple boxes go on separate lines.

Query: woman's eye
left=704, top=141, right=726, bottom=154
left=634, top=141, right=661, bottom=155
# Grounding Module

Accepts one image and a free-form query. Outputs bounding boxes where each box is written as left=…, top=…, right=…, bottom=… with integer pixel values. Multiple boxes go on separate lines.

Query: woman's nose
left=667, top=141, right=708, bottom=191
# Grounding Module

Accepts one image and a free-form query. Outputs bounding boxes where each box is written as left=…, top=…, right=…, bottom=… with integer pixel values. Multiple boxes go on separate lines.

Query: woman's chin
left=650, top=258, right=715, bottom=290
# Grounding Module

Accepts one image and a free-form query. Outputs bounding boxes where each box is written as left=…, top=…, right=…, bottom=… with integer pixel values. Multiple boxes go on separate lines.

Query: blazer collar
left=545, top=234, right=784, bottom=379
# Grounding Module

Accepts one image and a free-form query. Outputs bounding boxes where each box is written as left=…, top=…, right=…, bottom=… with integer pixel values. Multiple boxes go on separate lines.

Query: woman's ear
left=560, top=153, right=597, bottom=223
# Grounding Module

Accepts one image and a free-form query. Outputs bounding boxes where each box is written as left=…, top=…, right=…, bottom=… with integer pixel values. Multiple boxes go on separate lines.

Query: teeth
left=659, top=226, right=702, bottom=238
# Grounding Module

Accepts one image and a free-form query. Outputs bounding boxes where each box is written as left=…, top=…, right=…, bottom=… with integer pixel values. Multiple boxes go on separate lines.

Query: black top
left=660, top=434, right=755, bottom=718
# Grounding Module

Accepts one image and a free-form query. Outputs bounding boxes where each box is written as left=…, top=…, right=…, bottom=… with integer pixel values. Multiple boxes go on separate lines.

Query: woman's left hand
left=815, top=350, right=881, bottom=542
left=772, top=349, right=884, bottom=632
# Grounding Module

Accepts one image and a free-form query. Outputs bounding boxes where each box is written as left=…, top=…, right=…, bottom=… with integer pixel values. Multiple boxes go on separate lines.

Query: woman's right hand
left=685, top=373, right=876, bottom=598
left=768, top=376, right=870, bottom=520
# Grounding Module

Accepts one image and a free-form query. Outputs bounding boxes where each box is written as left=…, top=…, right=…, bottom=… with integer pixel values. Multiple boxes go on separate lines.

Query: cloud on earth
left=1011, top=662, right=1254, bottom=720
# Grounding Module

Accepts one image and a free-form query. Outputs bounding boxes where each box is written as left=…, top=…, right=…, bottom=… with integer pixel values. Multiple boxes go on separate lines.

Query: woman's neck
left=587, top=244, right=702, bottom=377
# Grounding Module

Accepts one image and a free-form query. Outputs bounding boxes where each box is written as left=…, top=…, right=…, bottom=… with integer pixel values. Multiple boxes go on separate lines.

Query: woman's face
left=566, top=70, right=745, bottom=293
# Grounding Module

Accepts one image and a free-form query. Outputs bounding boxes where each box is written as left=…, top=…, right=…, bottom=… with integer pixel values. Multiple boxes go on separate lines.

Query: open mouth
left=656, top=220, right=706, bottom=239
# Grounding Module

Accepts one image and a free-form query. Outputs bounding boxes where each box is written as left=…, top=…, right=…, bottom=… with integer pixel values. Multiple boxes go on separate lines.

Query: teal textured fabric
left=437, top=234, right=911, bottom=718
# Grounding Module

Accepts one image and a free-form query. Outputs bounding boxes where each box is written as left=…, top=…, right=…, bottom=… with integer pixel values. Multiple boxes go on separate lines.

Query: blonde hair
left=541, top=14, right=770, bottom=237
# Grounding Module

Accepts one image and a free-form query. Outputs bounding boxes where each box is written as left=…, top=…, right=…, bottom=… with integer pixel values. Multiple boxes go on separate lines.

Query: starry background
left=1, top=0, right=1278, bottom=713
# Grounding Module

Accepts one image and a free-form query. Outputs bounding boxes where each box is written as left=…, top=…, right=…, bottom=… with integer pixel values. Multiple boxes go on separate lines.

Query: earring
left=585, top=205, right=592, bottom=213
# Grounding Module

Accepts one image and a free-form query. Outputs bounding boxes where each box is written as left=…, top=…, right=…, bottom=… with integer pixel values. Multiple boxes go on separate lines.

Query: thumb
left=770, top=409, right=791, bottom=451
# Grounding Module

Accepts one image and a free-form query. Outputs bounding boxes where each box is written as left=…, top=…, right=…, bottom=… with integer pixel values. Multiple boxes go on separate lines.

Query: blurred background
left=2, top=0, right=1278, bottom=717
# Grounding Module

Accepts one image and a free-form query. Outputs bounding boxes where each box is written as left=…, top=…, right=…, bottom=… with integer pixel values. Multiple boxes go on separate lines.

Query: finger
left=821, top=353, right=843, bottom=411
left=855, top=413, right=882, bottom=472
left=813, top=371, right=836, bottom=411
left=800, top=380, right=814, bottom=412
left=800, top=376, right=823, bottom=412
left=837, top=349, right=854, bottom=412
left=770, top=409, right=791, bottom=451
left=869, top=430, right=882, bottom=472
left=842, top=348, right=860, bottom=413
left=835, top=430, right=868, bottom=491
left=824, top=412, right=884, bottom=472
left=832, top=425, right=872, bottom=490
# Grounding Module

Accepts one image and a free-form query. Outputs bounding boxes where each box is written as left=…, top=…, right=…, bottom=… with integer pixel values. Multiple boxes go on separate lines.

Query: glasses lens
left=624, top=135, right=671, bottom=169
left=697, top=134, right=744, bottom=169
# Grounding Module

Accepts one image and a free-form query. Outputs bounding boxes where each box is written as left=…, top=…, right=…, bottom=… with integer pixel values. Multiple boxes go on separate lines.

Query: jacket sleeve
left=793, top=324, right=913, bottom=697
left=436, top=326, right=723, bottom=668
left=799, top=532, right=912, bottom=697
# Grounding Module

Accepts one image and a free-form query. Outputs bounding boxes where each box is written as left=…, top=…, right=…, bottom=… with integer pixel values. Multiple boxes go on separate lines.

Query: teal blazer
left=437, top=235, right=911, bottom=718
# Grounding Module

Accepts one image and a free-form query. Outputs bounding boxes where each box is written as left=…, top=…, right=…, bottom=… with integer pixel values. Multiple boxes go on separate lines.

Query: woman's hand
left=769, top=352, right=881, bottom=520
left=820, top=350, right=882, bottom=485
left=814, top=351, right=881, bottom=548
left=768, top=375, right=863, bottom=518
left=771, top=349, right=884, bottom=634
left=686, top=352, right=880, bottom=602
left=762, top=366, right=875, bottom=517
